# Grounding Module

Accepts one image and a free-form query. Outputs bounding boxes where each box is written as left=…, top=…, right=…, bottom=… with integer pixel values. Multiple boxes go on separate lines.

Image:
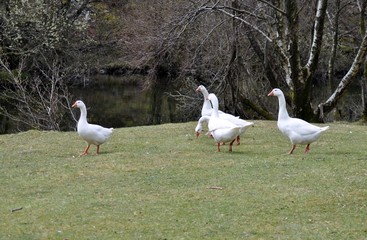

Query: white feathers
left=268, top=88, right=329, bottom=154
left=72, top=100, right=113, bottom=156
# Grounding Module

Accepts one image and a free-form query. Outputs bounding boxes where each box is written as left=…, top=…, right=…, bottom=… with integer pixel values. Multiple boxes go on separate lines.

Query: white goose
left=207, top=93, right=242, bottom=152
left=72, top=100, right=113, bottom=156
left=268, top=88, right=329, bottom=154
left=196, top=115, right=254, bottom=143
left=195, top=115, right=210, bottom=138
left=225, top=114, right=254, bottom=145
left=196, top=85, right=226, bottom=117
left=195, top=85, right=253, bottom=144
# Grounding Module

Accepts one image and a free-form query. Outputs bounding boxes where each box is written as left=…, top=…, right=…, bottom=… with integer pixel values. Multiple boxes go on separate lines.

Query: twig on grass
left=11, top=207, right=23, bottom=213
left=207, top=186, right=223, bottom=190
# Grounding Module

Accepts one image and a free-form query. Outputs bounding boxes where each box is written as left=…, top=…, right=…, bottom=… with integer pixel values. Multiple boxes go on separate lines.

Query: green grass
left=0, top=120, right=366, bottom=239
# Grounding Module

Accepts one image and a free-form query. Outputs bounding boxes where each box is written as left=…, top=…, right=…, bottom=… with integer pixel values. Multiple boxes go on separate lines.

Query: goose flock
left=195, top=85, right=254, bottom=152
left=72, top=86, right=329, bottom=155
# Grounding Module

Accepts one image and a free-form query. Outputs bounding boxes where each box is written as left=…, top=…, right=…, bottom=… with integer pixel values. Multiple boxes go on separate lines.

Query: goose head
left=72, top=100, right=86, bottom=109
left=195, top=116, right=210, bottom=138
left=195, top=85, right=204, bottom=92
left=196, top=85, right=209, bottom=97
left=267, top=88, right=283, bottom=97
left=195, top=123, right=202, bottom=138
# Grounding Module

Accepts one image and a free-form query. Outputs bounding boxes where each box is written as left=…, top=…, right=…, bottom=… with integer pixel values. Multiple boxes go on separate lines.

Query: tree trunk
left=284, top=0, right=306, bottom=118
left=327, top=0, right=340, bottom=96
left=281, top=0, right=328, bottom=122
left=223, top=0, right=240, bottom=115
left=361, top=64, right=367, bottom=122
left=359, top=0, right=367, bottom=122
left=317, top=32, right=367, bottom=119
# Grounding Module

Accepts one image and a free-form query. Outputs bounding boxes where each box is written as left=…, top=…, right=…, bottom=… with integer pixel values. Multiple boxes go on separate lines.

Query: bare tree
left=357, top=0, right=367, bottom=122
left=157, top=0, right=367, bottom=122
left=0, top=0, right=92, bottom=132
left=317, top=26, right=367, bottom=119
left=0, top=55, right=74, bottom=131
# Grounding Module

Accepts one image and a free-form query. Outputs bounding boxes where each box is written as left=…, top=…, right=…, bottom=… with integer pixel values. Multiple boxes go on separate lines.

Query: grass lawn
left=0, top=120, right=366, bottom=239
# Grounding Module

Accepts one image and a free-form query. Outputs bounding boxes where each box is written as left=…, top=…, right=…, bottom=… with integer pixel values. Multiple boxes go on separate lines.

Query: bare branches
left=215, top=7, right=273, bottom=42
left=0, top=0, right=97, bottom=132
left=257, top=0, right=286, bottom=15
left=318, top=31, right=367, bottom=118
left=194, top=2, right=274, bottom=42
left=0, top=55, right=74, bottom=131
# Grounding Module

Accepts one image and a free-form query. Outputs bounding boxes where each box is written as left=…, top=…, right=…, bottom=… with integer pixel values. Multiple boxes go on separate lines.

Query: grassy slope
left=0, top=120, right=366, bottom=239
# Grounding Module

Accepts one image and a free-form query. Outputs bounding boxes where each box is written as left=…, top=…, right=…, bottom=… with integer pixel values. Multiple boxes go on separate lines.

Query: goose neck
left=78, top=106, right=88, bottom=124
left=277, top=94, right=290, bottom=120
left=201, top=88, right=209, bottom=99
left=210, top=97, right=220, bottom=118
left=203, top=99, right=212, bottom=110
left=199, top=116, right=210, bottom=124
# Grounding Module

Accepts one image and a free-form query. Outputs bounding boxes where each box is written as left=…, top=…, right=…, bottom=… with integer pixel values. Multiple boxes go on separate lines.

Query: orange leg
left=80, top=144, right=91, bottom=156
left=96, top=145, right=100, bottom=154
left=214, top=142, right=225, bottom=146
left=304, top=144, right=310, bottom=153
left=217, top=143, right=221, bottom=152
left=236, top=136, right=241, bottom=145
left=288, top=144, right=296, bottom=154
left=228, top=139, right=236, bottom=152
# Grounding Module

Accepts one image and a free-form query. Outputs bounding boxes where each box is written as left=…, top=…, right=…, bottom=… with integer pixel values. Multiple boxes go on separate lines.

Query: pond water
left=70, top=75, right=177, bottom=128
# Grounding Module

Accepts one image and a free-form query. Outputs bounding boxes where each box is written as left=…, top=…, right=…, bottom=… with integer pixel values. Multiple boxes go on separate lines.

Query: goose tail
left=320, top=126, right=329, bottom=132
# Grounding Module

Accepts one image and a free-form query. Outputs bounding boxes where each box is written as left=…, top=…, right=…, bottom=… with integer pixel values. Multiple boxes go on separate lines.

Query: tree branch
left=257, top=0, right=286, bottom=15
left=305, top=0, right=328, bottom=75
left=317, top=31, right=367, bottom=119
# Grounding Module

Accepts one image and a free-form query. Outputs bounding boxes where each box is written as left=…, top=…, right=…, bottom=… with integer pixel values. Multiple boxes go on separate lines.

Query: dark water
left=71, top=75, right=176, bottom=128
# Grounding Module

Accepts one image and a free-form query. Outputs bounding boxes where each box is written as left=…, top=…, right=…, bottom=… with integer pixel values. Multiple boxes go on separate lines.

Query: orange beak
left=195, top=131, right=200, bottom=138
left=267, top=90, right=274, bottom=96
left=72, top=102, right=77, bottom=108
